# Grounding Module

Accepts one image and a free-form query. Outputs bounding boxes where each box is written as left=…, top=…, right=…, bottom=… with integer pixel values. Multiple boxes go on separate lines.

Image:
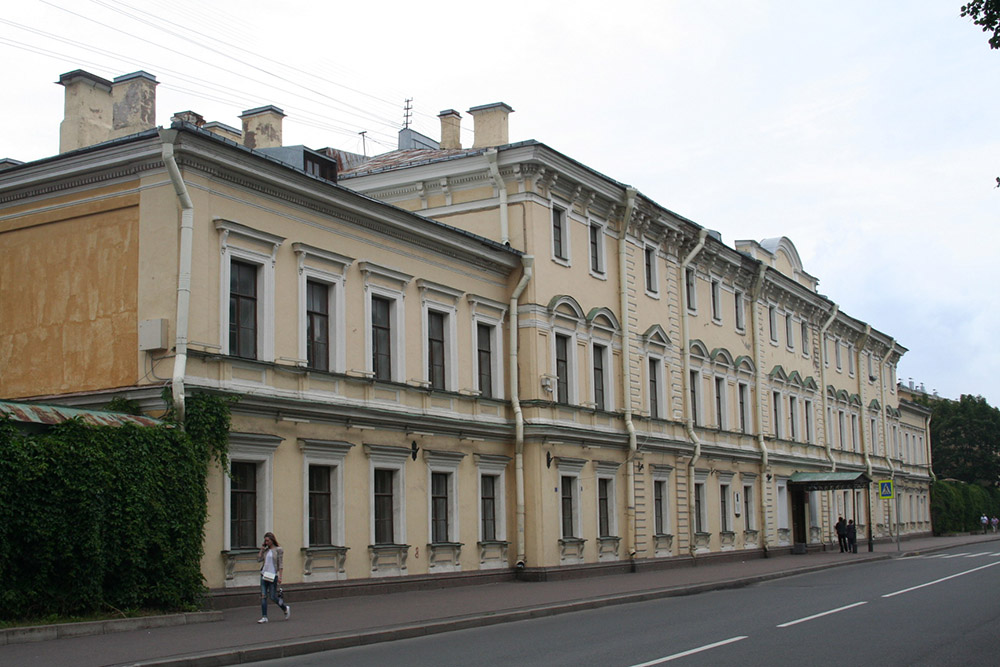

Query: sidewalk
left=3, top=533, right=998, bottom=667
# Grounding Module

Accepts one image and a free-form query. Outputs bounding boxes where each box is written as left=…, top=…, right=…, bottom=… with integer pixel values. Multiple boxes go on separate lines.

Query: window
left=589, top=224, right=604, bottom=274
left=823, top=337, right=830, bottom=367
left=648, top=357, right=662, bottom=419
left=835, top=340, right=843, bottom=371
left=852, top=414, right=860, bottom=452
left=694, top=481, right=706, bottom=533
left=738, top=382, right=749, bottom=434
left=685, top=268, right=697, bottom=311
left=477, top=323, right=494, bottom=398
left=372, top=296, right=393, bottom=381
left=772, top=391, right=783, bottom=438
left=373, top=469, right=395, bottom=544
left=785, top=314, right=794, bottom=351
left=560, top=475, right=579, bottom=538
left=431, top=472, right=450, bottom=543
left=689, top=370, right=701, bottom=426
left=743, top=483, right=755, bottom=530
left=477, top=455, right=508, bottom=543
left=552, top=206, right=568, bottom=260
left=428, top=310, right=446, bottom=390
left=866, top=352, right=874, bottom=381
left=768, top=306, right=778, bottom=343
left=848, top=345, right=855, bottom=376
left=826, top=406, right=833, bottom=443
left=734, top=291, right=745, bottom=331
left=306, top=280, right=329, bottom=371
left=804, top=399, right=814, bottom=443
left=711, top=280, right=721, bottom=321
left=801, top=322, right=810, bottom=356
left=714, top=376, right=726, bottom=429
left=229, top=260, right=258, bottom=360
left=838, top=410, right=846, bottom=449
left=653, top=477, right=669, bottom=535
left=598, top=477, right=613, bottom=537
left=555, top=333, right=572, bottom=404
left=308, top=465, right=333, bottom=546
left=871, top=418, right=878, bottom=455
left=720, top=483, right=731, bottom=532
left=789, top=396, right=798, bottom=441
left=776, top=480, right=789, bottom=531
left=645, top=245, right=658, bottom=294
left=593, top=343, right=608, bottom=411
left=230, top=461, right=257, bottom=548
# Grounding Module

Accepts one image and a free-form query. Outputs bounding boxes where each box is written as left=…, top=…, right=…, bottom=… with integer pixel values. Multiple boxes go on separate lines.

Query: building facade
left=0, top=70, right=932, bottom=592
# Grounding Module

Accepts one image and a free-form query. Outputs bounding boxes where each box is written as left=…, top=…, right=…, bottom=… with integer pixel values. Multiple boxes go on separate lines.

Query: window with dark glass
left=685, top=268, right=696, bottom=310
left=372, top=296, right=392, bottom=381
left=481, top=474, right=497, bottom=541
left=431, top=471, right=450, bottom=542
left=593, top=344, right=606, bottom=411
left=645, top=246, right=657, bottom=293
left=306, top=280, right=329, bottom=371
left=654, top=479, right=665, bottom=534
left=590, top=224, right=603, bottom=273
left=230, top=461, right=257, bottom=548
left=720, top=485, right=730, bottom=531
left=373, top=469, right=394, bottom=544
left=552, top=207, right=567, bottom=259
left=561, top=476, right=575, bottom=537
left=715, top=376, right=725, bottom=428
left=649, top=358, right=660, bottom=419
left=428, top=310, right=446, bottom=390
left=555, top=334, right=570, bottom=403
left=694, top=483, right=704, bottom=532
left=690, top=370, right=700, bottom=426
left=308, top=465, right=332, bottom=546
left=598, top=478, right=611, bottom=537
left=477, top=323, right=493, bottom=398
left=229, top=260, right=257, bottom=359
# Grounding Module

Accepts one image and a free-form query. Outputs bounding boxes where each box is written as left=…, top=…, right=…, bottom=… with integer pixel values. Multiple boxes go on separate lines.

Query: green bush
left=931, top=479, right=1000, bottom=534
left=0, top=393, right=232, bottom=621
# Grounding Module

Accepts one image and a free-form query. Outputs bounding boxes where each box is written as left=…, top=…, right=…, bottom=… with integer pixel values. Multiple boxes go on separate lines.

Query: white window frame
left=776, top=479, right=789, bottom=531
left=588, top=221, right=606, bottom=277
left=689, top=369, right=702, bottom=427
left=651, top=466, right=672, bottom=535
left=647, top=354, right=666, bottom=419
left=360, top=262, right=412, bottom=382
left=590, top=341, right=613, bottom=411
left=425, top=449, right=464, bottom=544
left=711, top=279, right=722, bottom=322
left=476, top=454, right=509, bottom=542
left=418, top=280, right=463, bottom=391
left=300, top=439, right=353, bottom=548
left=848, top=344, right=856, bottom=377
left=595, top=461, right=619, bottom=538
left=789, top=395, right=798, bottom=441
left=768, top=305, right=778, bottom=344
left=551, top=203, right=570, bottom=263
left=800, top=321, right=810, bottom=357
left=719, top=476, right=733, bottom=532
left=835, top=339, right=843, bottom=371
left=552, top=329, right=579, bottom=405
left=714, top=375, right=728, bottom=430
left=685, top=267, right=697, bottom=312
left=216, top=219, right=284, bottom=361
left=293, top=243, right=351, bottom=373
left=734, top=290, right=746, bottom=332
left=772, top=390, right=783, bottom=438
left=742, top=480, right=756, bottom=530
left=644, top=243, right=659, bottom=297
left=738, top=382, right=750, bottom=434
left=364, top=444, right=410, bottom=545
left=838, top=409, right=847, bottom=449
left=785, top=313, right=795, bottom=351
left=467, top=295, right=507, bottom=400
left=852, top=413, right=860, bottom=452
left=694, top=471, right=708, bottom=533
left=804, top=399, right=815, bottom=443
left=557, top=458, right=585, bottom=539
left=223, top=432, right=283, bottom=551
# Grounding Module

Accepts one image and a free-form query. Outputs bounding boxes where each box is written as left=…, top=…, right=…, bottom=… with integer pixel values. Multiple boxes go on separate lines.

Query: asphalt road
left=251, top=545, right=1000, bottom=667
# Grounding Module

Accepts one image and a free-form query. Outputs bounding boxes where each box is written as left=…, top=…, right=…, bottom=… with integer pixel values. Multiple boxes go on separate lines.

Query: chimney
left=110, top=71, right=158, bottom=139
left=240, top=105, right=285, bottom=149
left=468, top=102, right=513, bottom=149
left=438, top=109, right=462, bottom=149
left=171, top=110, right=205, bottom=127
left=57, top=70, right=113, bottom=153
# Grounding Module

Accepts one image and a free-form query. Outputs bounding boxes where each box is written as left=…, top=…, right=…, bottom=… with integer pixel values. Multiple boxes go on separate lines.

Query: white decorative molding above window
left=417, top=279, right=465, bottom=306
left=358, top=261, right=413, bottom=292
left=292, top=242, right=353, bottom=277
left=215, top=218, right=285, bottom=259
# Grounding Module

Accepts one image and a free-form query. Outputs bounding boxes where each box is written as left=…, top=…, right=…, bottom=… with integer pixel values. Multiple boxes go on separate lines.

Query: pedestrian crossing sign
left=878, top=480, right=894, bottom=499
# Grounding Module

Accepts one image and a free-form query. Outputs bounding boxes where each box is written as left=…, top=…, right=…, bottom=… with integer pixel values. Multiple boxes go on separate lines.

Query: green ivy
left=0, top=392, right=235, bottom=621
left=930, top=479, right=1000, bottom=534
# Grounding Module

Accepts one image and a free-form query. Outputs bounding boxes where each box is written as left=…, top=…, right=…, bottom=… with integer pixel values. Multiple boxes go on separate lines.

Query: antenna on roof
left=359, top=130, right=367, bottom=157
left=403, top=98, right=413, bottom=129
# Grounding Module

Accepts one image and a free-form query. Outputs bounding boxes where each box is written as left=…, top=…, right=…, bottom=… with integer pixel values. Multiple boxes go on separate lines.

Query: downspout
left=926, top=412, right=936, bottom=482
left=857, top=325, right=873, bottom=478
left=819, top=305, right=839, bottom=471
left=682, top=229, right=708, bottom=556
left=748, top=262, right=770, bottom=553
left=160, top=129, right=193, bottom=425
left=880, top=341, right=898, bottom=535
left=511, top=255, right=534, bottom=569
left=485, top=149, right=510, bottom=245
left=618, top=188, right=639, bottom=562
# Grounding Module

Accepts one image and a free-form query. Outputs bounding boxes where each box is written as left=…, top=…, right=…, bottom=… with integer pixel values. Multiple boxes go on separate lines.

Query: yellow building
left=0, top=70, right=932, bottom=595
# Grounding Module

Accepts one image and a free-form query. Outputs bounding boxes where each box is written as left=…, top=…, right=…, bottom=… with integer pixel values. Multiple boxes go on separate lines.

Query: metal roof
left=0, top=400, right=163, bottom=428
left=788, top=471, right=872, bottom=491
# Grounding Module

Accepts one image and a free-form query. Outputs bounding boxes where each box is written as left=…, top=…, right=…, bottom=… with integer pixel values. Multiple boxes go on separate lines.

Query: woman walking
left=257, top=532, right=290, bottom=623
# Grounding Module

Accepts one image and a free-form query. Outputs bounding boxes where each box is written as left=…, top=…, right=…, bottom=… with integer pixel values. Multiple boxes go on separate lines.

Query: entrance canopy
left=788, top=471, right=872, bottom=491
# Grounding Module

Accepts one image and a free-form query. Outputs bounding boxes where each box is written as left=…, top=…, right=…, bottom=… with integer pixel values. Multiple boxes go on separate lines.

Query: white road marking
left=629, top=636, right=748, bottom=666
left=965, top=552, right=991, bottom=557
left=882, top=560, right=1000, bottom=598
left=776, top=601, right=868, bottom=628
left=940, top=553, right=969, bottom=558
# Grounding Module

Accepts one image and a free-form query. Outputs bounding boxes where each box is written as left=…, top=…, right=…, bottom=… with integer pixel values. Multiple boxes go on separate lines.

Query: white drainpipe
left=618, top=187, right=638, bottom=560
left=819, top=305, right=840, bottom=471
left=160, top=129, right=193, bottom=424
left=880, top=340, right=898, bottom=533
left=749, top=262, right=770, bottom=553
left=857, top=325, right=873, bottom=478
left=511, top=255, right=534, bottom=568
left=485, top=149, right=510, bottom=245
left=681, top=229, right=708, bottom=555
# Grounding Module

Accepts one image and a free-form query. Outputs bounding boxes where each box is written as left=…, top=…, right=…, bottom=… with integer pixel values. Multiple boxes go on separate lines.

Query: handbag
left=262, top=571, right=276, bottom=582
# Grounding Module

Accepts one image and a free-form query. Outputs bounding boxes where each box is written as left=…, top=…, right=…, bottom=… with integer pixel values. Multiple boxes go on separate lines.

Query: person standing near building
left=992, top=516, right=998, bottom=533
left=846, top=519, right=857, bottom=554
left=835, top=516, right=848, bottom=553
left=981, top=514, right=989, bottom=534
left=257, top=532, right=291, bottom=623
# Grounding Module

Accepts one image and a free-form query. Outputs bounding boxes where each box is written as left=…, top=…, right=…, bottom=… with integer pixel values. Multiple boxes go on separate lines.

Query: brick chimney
left=240, top=105, right=285, bottom=149
left=110, top=71, right=158, bottom=140
left=171, top=110, right=205, bottom=127
left=438, top=109, right=462, bottom=150
left=468, top=102, right=513, bottom=149
left=58, top=70, right=113, bottom=153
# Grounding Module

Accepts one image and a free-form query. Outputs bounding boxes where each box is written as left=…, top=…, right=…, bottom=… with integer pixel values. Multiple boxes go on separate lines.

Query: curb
left=0, top=611, right=222, bottom=647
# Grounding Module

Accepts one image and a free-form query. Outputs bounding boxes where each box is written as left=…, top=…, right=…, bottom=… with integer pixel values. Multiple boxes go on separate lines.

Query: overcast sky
left=3, top=1, right=998, bottom=405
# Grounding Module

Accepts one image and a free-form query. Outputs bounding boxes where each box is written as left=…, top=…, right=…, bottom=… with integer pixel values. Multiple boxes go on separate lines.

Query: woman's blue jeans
left=260, top=576, right=284, bottom=617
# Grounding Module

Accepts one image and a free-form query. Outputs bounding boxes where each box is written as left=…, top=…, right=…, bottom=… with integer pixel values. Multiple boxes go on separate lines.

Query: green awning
left=788, top=471, right=872, bottom=491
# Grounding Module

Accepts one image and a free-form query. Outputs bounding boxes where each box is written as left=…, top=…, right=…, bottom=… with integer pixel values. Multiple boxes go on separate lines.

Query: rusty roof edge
left=0, top=400, right=164, bottom=428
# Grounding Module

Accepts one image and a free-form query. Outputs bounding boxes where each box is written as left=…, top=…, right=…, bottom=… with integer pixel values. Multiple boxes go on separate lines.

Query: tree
left=961, top=1, right=1000, bottom=49
left=919, top=394, right=1000, bottom=485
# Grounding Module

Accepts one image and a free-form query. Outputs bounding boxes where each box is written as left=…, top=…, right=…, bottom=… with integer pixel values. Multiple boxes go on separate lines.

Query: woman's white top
left=262, top=549, right=277, bottom=576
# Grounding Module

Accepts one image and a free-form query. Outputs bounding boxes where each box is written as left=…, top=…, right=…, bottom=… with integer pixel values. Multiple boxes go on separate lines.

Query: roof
left=788, top=471, right=872, bottom=490
left=0, top=400, right=164, bottom=428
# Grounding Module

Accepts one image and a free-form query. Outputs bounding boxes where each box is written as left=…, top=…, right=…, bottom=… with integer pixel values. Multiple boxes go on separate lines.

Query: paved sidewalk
left=3, top=533, right=998, bottom=667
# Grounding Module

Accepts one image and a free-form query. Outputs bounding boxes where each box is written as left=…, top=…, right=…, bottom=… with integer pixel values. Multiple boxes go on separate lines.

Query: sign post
left=879, top=479, right=898, bottom=551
